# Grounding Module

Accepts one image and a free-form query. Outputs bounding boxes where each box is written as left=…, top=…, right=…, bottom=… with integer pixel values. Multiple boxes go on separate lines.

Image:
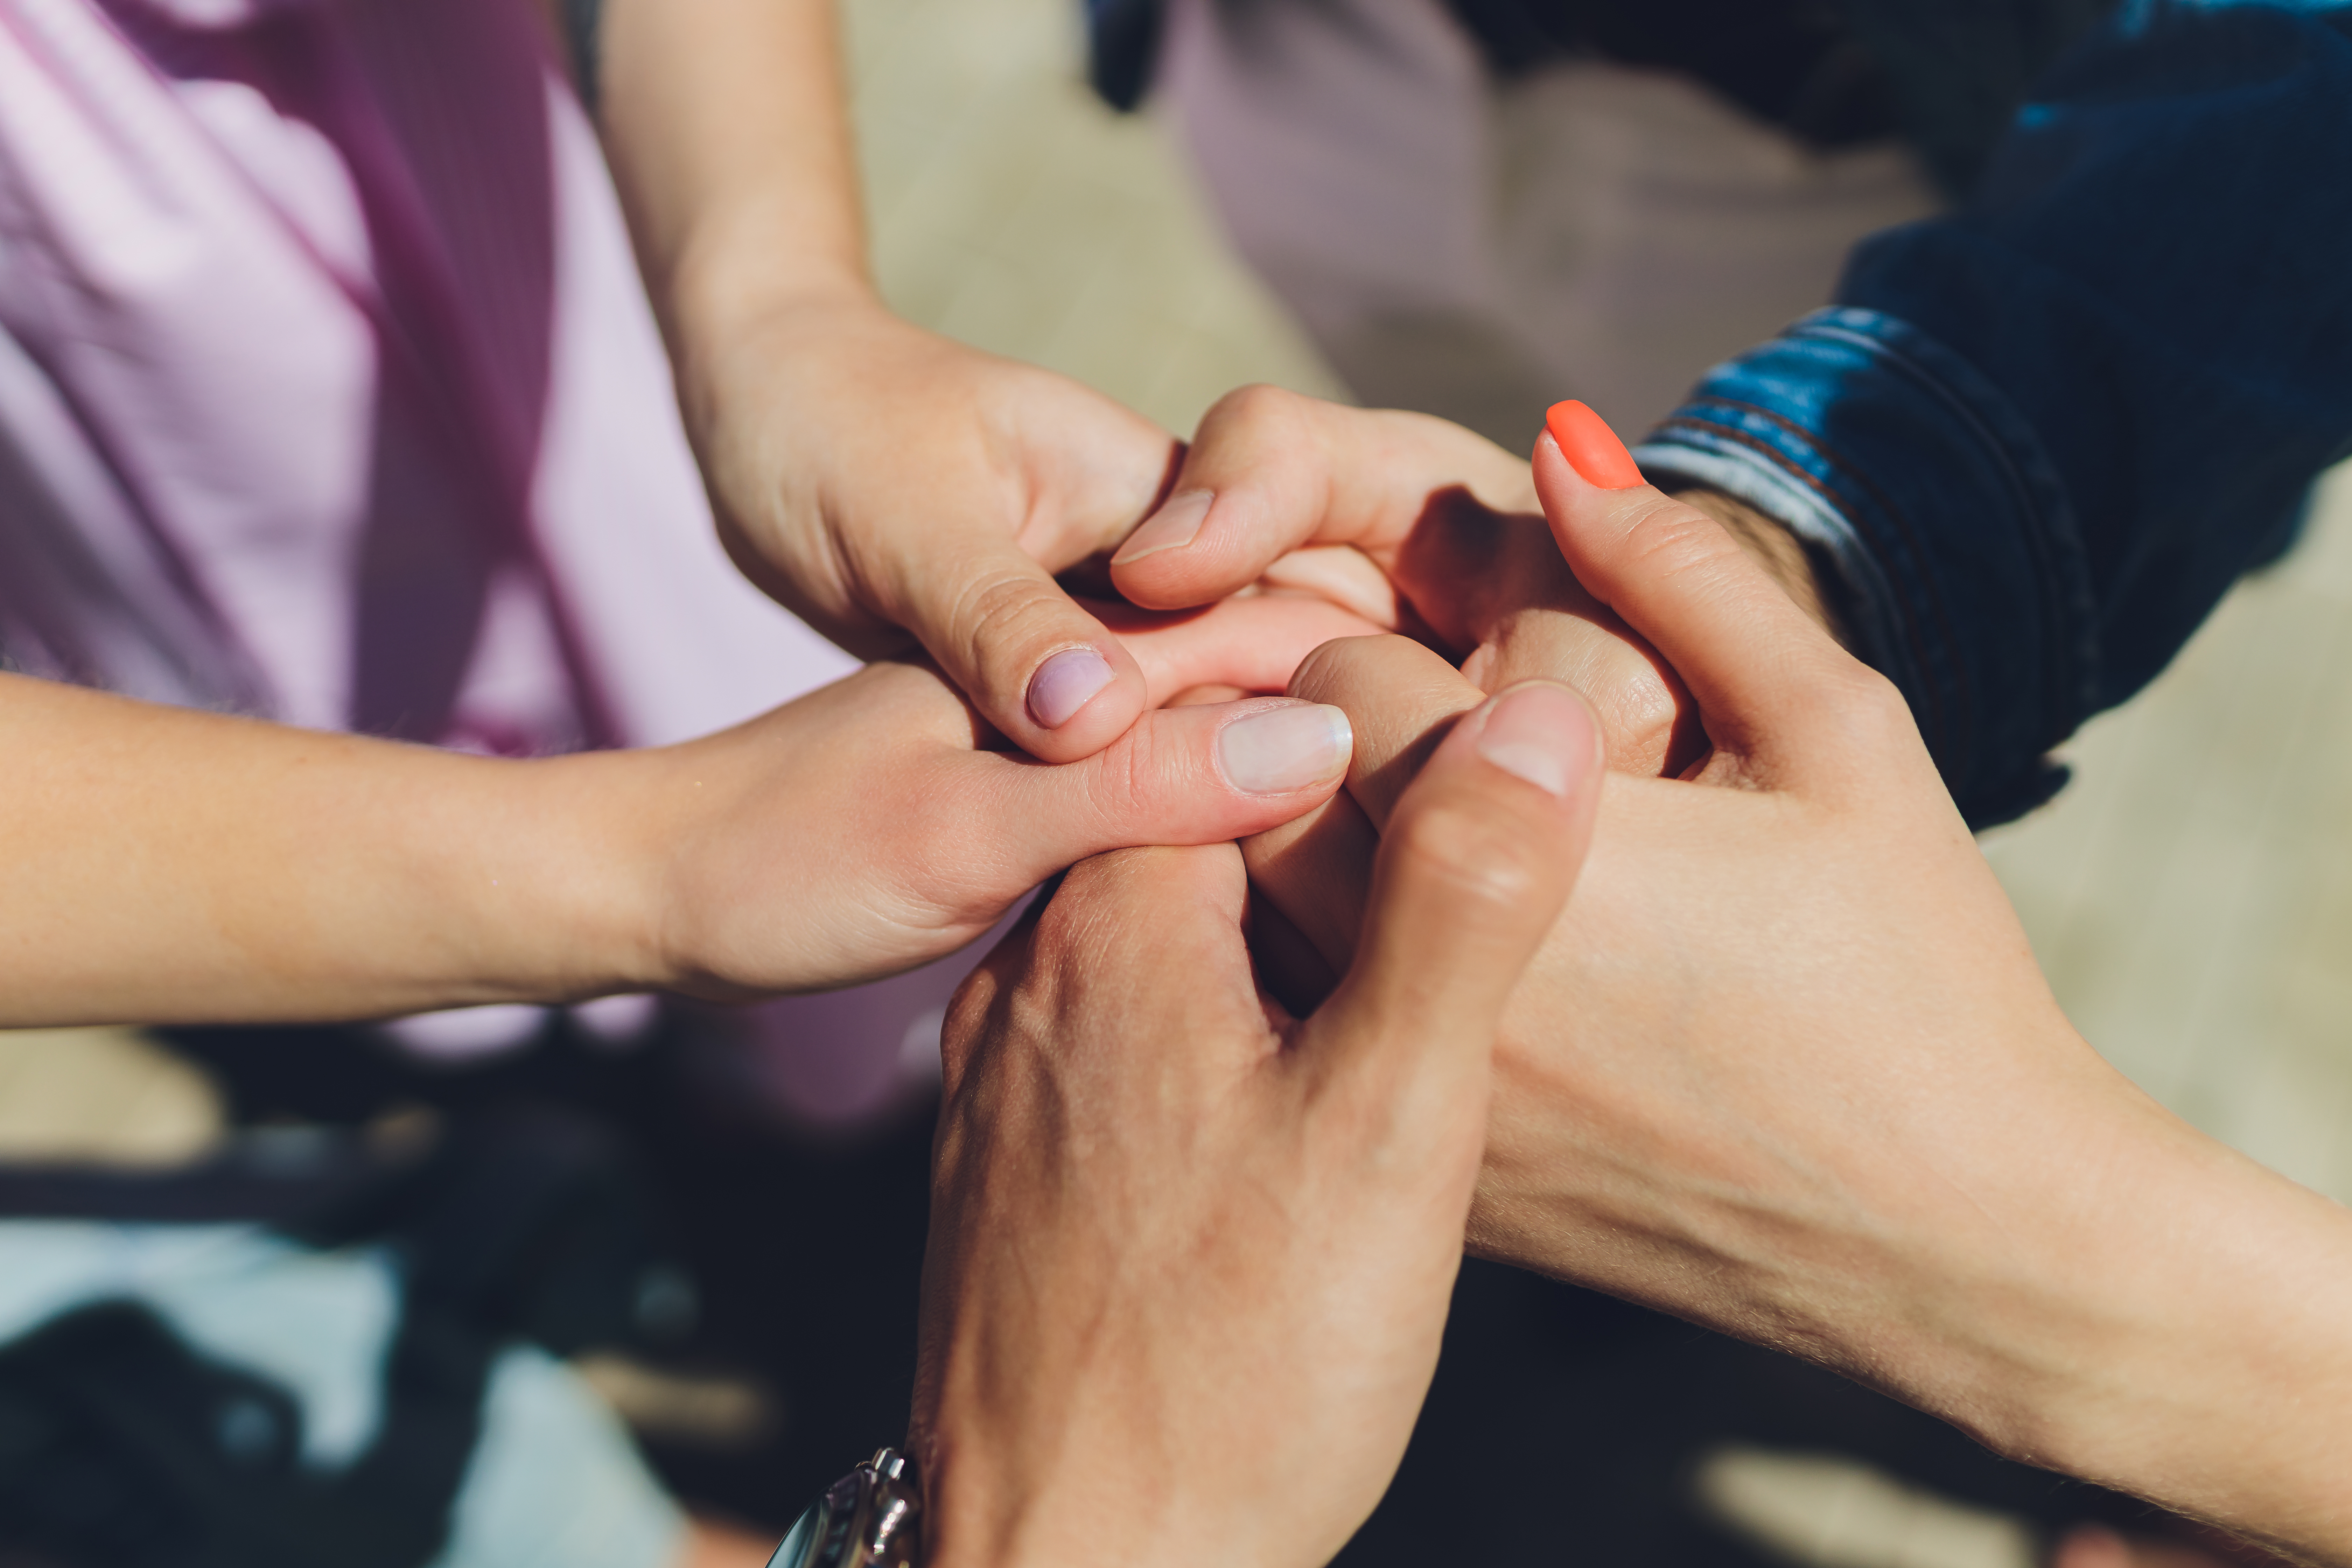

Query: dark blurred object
left=0, top=1103, right=684, bottom=1567
left=1086, top=0, right=1165, bottom=113
left=1446, top=0, right=1901, bottom=148
left=1087, top=0, right=2118, bottom=194
left=1084, top=0, right=1902, bottom=145
left=158, top=1011, right=934, bottom=1530
left=0, top=1302, right=453, bottom=1568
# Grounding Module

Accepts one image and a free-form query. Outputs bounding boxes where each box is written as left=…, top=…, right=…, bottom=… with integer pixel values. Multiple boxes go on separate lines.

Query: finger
left=1241, top=634, right=1486, bottom=991
left=1297, top=681, right=1604, bottom=1134
left=1463, top=604, right=1698, bottom=778
left=1532, top=404, right=1861, bottom=771
left=942, top=843, right=1267, bottom=1095
left=972, top=697, right=1355, bottom=892
left=1285, top=635, right=1485, bottom=831
left=1108, top=386, right=1530, bottom=614
left=890, top=532, right=1152, bottom=764
left=1088, top=594, right=1388, bottom=706
left=1240, top=786, right=1378, bottom=978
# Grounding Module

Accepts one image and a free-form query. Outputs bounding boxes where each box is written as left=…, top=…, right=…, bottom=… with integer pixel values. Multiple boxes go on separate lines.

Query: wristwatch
left=766, top=1447, right=924, bottom=1568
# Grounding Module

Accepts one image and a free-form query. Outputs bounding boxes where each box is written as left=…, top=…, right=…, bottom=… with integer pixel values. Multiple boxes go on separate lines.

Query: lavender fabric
left=0, top=0, right=966, bottom=1115
left=0, top=0, right=857, bottom=747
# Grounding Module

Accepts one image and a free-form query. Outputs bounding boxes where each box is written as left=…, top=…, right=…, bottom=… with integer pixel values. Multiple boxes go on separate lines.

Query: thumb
left=1299, top=681, right=1602, bottom=1128
left=1533, top=400, right=1857, bottom=770
left=982, top=696, right=1356, bottom=890
left=893, top=531, right=1152, bottom=764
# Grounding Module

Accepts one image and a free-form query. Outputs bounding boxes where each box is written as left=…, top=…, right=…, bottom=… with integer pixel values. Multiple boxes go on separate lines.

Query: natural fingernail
left=1545, top=400, right=1644, bottom=489
left=1027, top=646, right=1115, bottom=729
left=1111, top=489, right=1214, bottom=566
left=1476, top=682, right=1597, bottom=797
left=1219, top=703, right=1353, bottom=794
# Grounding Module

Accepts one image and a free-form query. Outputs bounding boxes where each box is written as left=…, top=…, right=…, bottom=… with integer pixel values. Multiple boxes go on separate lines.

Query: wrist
left=666, top=204, right=876, bottom=354
left=665, top=245, right=892, bottom=468
left=1672, top=488, right=1849, bottom=648
left=484, top=748, right=686, bottom=1003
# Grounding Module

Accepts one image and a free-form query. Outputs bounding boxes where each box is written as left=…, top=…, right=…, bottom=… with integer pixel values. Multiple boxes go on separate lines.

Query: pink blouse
left=0, top=0, right=953, bottom=1121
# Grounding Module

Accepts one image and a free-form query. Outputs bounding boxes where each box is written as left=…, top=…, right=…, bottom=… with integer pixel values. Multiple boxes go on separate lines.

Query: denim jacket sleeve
left=1632, top=1, right=2352, bottom=826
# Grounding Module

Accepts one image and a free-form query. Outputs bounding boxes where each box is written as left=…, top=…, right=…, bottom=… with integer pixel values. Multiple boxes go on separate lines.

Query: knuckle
left=1028, top=847, right=1237, bottom=1000
left=1813, top=662, right=1916, bottom=752
left=1080, top=718, right=1173, bottom=831
left=1386, top=797, right=1551, bottom=913
left=952, top=570, right=1079, bottom=674
left=1607, top=688, right=1681, bottom=776
left=1618, top=495, right=1746, bottom=579
left=938, top=965, right=1003, bottom=1084
left=1287, top=632, right=1422, bottom=703
left=1203, top=382, right=1302, bottom=435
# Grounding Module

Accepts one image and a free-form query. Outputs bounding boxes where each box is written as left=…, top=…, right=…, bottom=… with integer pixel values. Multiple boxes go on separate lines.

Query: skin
left=910, top=679, right=1603, bottom=1568
left=1111, top=384, right=1841, bottom=779
left=590, top=4, right=1811, bottom=789
left=0, top=595, right=1373, bottom=1028
left=596, top=0, right=1191, bottom=765
left=1240, top=435, right=2352, bottom=1568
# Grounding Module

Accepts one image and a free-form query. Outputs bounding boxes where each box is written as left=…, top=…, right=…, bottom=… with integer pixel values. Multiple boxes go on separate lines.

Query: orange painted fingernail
left=1545, top=400, right=1644, bottom=489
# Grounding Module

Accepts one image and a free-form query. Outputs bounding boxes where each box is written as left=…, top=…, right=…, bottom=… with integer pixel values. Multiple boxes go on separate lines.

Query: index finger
left=1107, top=386, right=1534, bottom=617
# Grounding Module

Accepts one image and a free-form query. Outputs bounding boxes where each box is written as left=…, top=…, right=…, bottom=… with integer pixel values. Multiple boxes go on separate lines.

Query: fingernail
left=1219, top=702, right=1353, bottom=794
left=1027, top=646, right=1115, bottom=729
left=1545, top=400, right=1644, bottom=490
left=1111, top=489, right=1214, bottom=566
left=1476, top=682, right=1596, bottom=798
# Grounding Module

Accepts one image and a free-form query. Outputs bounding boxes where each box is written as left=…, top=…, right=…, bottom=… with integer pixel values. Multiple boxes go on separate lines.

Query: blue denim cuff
left=1632, top=307, right=2099, bottom=827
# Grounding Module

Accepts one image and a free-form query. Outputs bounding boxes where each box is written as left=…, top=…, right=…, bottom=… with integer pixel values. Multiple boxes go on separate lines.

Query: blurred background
left=4, top=0, right=2346, bottom=1561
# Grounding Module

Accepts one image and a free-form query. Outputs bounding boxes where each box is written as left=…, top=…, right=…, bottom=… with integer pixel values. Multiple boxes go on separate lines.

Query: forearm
left=1749, top=1069, right=2352, bottom=1563
left=0, top=674, right=660, bottom=1027
left=1482, top=996, right=2352, bottom=1563
left=1954, top=1105, right=2352, bottom=1566
left=2077, top=1148, right=2352, bottom=1563
left=597, top=0, right=872, bottom=354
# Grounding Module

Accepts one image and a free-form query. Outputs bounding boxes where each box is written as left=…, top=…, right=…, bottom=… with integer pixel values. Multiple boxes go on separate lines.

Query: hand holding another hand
left=1246, top=420, right=2352, bottom=1566
left=1110, top=386, right=1839, bottom=780
left=682, top=294, right=1192, bottom=763
left=616, top=590, right=1379, bottom=1000
left=908, top=678, right=1603, bottom=1568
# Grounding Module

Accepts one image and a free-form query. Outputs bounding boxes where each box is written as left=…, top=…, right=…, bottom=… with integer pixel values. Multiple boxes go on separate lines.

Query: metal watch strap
left=766, top=1447, right=923, bottom=1568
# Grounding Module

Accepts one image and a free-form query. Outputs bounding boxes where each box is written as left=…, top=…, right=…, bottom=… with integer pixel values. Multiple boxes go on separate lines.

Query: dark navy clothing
left=1090, top=0, right=2115, bottom=191
left=1634, top=1, right=2352, bottom=824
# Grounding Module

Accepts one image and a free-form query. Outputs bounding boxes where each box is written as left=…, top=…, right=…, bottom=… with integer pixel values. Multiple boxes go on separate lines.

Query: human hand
left=906, top=679, right=1603, bottom=1568
left=596, top=592, right=1376, bottom=1000
left=1246, top=420, right=2352, bottom=1564
left=607, top=0, right=1199, bottom=753
left=678, top=292, right=1203, bottom=763
left=1106, top=387, right=1836, bottom=777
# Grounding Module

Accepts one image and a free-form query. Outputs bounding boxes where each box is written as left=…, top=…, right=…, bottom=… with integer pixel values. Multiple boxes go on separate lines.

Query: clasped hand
left=909, top=395, right=2352, bottom=1568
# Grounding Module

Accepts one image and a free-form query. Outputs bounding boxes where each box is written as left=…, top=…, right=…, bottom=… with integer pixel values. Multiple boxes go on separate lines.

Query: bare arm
left=0, top=611, right=1361, bottom=1026
left=0, top=672, right=648, bottom=1025
left=596, top=0, right=867, bottom=336
left=584, top=0, right=1191, bottom=768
